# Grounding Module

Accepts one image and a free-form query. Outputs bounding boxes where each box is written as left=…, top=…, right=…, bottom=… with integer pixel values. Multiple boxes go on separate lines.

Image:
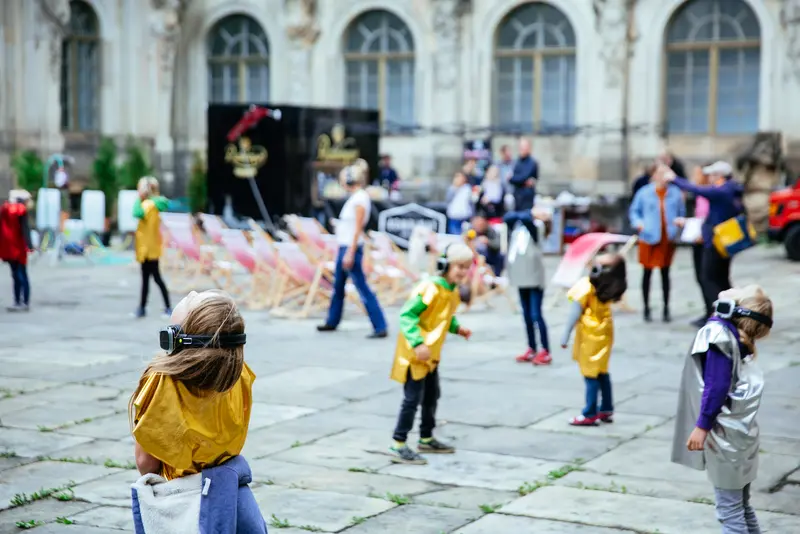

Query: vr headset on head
left=713, top=300, right=772, bottom=328
left=159, top=325, right=247, bottom=355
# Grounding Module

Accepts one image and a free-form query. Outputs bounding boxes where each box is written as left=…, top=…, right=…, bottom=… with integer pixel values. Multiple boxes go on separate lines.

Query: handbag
left=712, top=213, right=756, bottom=258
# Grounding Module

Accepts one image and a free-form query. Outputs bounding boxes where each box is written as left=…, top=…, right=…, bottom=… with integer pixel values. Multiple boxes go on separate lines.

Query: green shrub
left=188, top=152, right=207, bottom=213
left=118, top=139, right=153, bottom=190
left=11, top=150, right=44, bottom=193
left=91, top=138, right=119, bottom=217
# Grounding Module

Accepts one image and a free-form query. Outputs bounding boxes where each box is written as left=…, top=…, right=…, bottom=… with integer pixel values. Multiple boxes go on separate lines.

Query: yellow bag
left=712, top=215, right=757, bottom=258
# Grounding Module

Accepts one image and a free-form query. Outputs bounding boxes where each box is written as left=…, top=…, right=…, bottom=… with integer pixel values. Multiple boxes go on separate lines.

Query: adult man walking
left=503, top=139, right=539, bottom=244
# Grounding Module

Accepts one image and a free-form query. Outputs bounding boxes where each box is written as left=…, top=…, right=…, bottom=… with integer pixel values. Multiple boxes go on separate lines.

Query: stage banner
left=378, top=203, right=447, bottom=248
left=463, top=138, right=493, bottom=182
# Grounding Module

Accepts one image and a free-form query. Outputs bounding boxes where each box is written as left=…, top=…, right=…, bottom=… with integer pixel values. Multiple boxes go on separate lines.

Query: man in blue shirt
left=502, top=138, right=539, bottom=245
left=379, top=154, right=399, bottom=190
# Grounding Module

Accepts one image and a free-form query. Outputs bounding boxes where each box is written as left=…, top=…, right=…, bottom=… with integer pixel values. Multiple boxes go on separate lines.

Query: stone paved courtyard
left=1, top=245, right=800, bottom=533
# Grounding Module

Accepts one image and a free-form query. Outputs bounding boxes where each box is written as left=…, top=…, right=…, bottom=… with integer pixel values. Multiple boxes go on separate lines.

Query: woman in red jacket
left=0, top=190, right=33, bottom=311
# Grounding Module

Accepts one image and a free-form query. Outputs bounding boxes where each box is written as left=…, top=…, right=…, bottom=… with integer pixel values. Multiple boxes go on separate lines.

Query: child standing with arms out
left=561, top=254, right=627, bottom=426
left=133, top=176, right=172, bottom=318
left=129, top=290, right=265, bottom=532
left=672, top=285, right=773, bottom=534
left=389, top=243, right=474, bottom=464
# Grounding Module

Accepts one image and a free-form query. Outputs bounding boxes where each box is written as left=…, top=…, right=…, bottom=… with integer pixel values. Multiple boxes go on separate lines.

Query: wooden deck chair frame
left=161, top=220, right=235, bottom=293
left=219, top=228, right=274, bottom=310
left=366, top=231, right=419, bottom=305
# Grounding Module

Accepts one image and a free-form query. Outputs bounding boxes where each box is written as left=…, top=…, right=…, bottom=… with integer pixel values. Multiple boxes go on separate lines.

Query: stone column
left=429, top=0, right=465, bottom=180
left=34, top=0, right=71, bottom=153
left=284, top=0, right=319, bottom=106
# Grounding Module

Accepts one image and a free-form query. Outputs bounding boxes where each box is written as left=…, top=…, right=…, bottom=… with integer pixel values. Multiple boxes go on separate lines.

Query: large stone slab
left=0, top=428, right=93, bottom=458
left=583, top=437, right=707, bottom=483
left=413, top=487, right=518, bottom=511
left=69, top=505, right=134, bottom=531
left=248, top=458, right=437, bottom=497
left=0, top=461, right=121, bottom=511
left=20, top=525, right=127, bottom=534
left=530, top=410, right=668, bottom=440
left=248, top=403, right=317, bottom=431
left=1, top=401, right=118, bottom=431
left=252, top=367, right=367, bottom=395
left=58, top=414, right=132, bottom=441
left=0, top=377, right=61, bottom=395
left=70, top=470, right=139, bottom=507
left=0, top=498, right=96, bottom=534
left=341, top=504, right=478, bottom=534
left=54, top=437, right=136, bottom=469
left=615, top=391, right=681, bottom=418
left=454, top=514, right=630, bottom=533
left=252, top=485, right=395, bottom=532
left=24, top=384, right=123, bottom=404
left=0, top=347, right=128, bottom=367
left=268, top=429, right=395, bottom=472
left=382, top=450, right=565, bottom=492
left=440, top=424, right=620, bottom=463
left=500, top=485, right=800, bottom=533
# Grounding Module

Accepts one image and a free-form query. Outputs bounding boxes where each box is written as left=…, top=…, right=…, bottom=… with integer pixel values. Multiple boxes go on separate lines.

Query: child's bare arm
left=134, top=441, right=162, bottom=476
left=560, top=301, right=583, bottom=348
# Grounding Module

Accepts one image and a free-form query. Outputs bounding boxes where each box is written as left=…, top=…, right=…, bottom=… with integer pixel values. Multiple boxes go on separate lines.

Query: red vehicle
left=768, top=180, right=800, bottom=261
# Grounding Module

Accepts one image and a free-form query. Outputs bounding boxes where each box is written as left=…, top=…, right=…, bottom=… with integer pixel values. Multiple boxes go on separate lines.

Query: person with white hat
left=665, top=161, right=744, bottom=327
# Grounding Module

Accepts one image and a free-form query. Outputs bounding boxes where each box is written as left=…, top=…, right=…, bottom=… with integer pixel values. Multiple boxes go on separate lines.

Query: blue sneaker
left=161, top=308, right=173, bottom=319
left=131, top=308, right=146, bottom=319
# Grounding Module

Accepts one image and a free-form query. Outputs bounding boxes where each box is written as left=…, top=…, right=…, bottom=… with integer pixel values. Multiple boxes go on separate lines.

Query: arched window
left=207, top=15, right=270, bottom=103
left=665, top=0, right=761, bottom=134
left=494, top=2, right=576, bottom=133
left=60, top=0, right=100, bottom=132
left=344, top=10, right=415, bottom=131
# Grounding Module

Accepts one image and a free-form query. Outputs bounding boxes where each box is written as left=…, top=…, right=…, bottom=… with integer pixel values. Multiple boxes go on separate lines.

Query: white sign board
left=117, top=190, right=140, bottom=233
left=36, top=188, right=61, bottom=231
left=378, top=203, right=447, bottom=248
left=80, top=190, right=106, bottom=233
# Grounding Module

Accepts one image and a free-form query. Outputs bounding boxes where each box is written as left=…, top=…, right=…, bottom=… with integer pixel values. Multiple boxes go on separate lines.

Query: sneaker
left=20, top=304, right=29, bottom=312
left=389, top=444, right=427, bottom=465
left=690, top=316, right=708, bottom=328
left=131, top=308, right=146, bottom=319
left=367, top=331, right=388, bottom=339
left=162, top=307, right=173, bottom=319
left=568, top=415, right=599, bottom=426
left=663, top=308, right=671, bottom=323
left=532, top=350, right=552, bottom=366
left=316, top=324, right=336, bottom=332
left=417, top=438, right=455, bottom=454
left=6, top=303, right=23, bottom=312
left=515, top=348, right=534, bottom=363
left=598, top=411, right=614, bottom=424
left=643, top=308, right=652, bottom=323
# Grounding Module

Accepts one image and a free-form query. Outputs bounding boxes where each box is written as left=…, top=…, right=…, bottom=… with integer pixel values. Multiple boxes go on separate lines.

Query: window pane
left=497, top=3, right=574, bottom=50
left=246, top=64, right=269, bottom=103
left=495, top=57, right=533, bottom=131
left=667, top=0, right=760, bottom=43
left=716, top=48, right=759, bottom=134
left=665, top=51, right=710, bottom=134
left=385, top=59, right=414, bottom=129
left=541, top=55, right=575, bottom=131
left=60, top=45, right=72, bottom=130
left=345, top=10, right=414, bottom=54
left=76, top=41, right=98, bottom=131
left=345, top=60, right=378, bottom=111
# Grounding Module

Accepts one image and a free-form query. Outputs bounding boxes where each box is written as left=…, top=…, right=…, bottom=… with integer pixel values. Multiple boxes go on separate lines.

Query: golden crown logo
left=224, top=137, right=268, bottom=179
left=316, top=124, right=359, bottom=162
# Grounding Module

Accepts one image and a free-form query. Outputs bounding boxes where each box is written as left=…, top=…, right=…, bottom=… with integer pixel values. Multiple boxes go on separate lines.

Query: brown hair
left=132, top=291, right=245, bottom=397
left=731, top=286, right=773, bottom=355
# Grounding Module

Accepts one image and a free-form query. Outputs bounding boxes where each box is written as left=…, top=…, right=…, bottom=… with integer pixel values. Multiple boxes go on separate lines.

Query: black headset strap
left=177, top=333, right=247, bottom=348
left=733, top=307, right=773, bottom=329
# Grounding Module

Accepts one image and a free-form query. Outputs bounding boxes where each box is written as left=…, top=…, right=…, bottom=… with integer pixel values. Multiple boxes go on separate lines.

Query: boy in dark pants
left=389, top=243, right=474, bottom=464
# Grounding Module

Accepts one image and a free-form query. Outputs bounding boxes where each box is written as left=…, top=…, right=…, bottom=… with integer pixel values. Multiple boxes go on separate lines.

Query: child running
left=561, top=253, right=627, bottom=426
left=133, top=176, right=172, bottom=318
left=129, top=290, right=265, bottom=532
left=672, top=285, right=773, bottom=534
left=389, top=243, right=474, bottom=464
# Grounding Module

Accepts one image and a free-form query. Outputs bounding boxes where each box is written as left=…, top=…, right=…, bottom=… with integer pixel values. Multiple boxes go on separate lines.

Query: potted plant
left=188, top=151, right=207, bottom=214
left=92, top=137, right=119, bottom=244
left=118, top=138, right=153, bottom=191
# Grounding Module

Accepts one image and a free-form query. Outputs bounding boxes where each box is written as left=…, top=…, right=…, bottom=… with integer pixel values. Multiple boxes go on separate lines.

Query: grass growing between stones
left=9, top=482, right=76, bottom=507
left=574, top=481, right=628, bottom=494
left=348, top=466, right=377, bottom=473
left=385, top=492, right=412, bottom=505
left=478, top=503, right=502, bottom=513
left=37, top=455, right=94, bottom=465
left=14, top=520, right=44, bottom=529
left=546, top=460, right=585, bottom=481
left=268, top=514, right=323, bottom=532
left=688, top=496, right=714, bottom=505
left=351, top=516, right=367, bottom=525
left=0, top=451, right=18, bottom=458
left=517, top=480, right=550, bottom=496
left=104, top=459, right=137, bottom=469
left=55, top=517, right=75, bottom=525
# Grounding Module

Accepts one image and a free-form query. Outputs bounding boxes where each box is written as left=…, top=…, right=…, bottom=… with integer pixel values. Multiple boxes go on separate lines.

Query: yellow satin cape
left=131, top=363, right=255, bottom=480
left=568, top=277, right=614, bottom=379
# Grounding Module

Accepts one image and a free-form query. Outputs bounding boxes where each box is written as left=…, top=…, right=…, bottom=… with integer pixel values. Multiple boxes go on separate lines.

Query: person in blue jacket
left=503, top=138, right=538, bottom=245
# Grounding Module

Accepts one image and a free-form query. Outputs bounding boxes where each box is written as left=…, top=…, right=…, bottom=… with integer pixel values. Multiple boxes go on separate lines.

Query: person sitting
left=478, top=165, right=506, bottom=223
left=466, top=212, right=503, bottom=276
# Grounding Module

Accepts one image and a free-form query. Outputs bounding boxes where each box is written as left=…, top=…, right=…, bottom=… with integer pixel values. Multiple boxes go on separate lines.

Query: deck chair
left=198, top=213, right=228, bottom=245
left=366, top=231, right=418, bottom=305
left=285, top=214, right=333, bottom=263
left=219, top=229, right=273, bottom=309
left=162, top=220, right=234, bottom=292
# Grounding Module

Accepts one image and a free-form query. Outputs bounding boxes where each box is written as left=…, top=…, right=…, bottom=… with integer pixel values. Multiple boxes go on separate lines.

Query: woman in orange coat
left=0, top=190, right=33, bottom=311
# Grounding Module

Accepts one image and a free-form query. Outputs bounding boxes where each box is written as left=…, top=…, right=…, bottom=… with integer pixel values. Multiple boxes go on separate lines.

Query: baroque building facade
left=2, top=0, right=800, bottom=197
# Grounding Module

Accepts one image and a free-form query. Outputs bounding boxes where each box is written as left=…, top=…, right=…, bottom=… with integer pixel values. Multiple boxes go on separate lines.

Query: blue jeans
left=9, top=261, right=29, bottom=305
left=714, top=484, right=760, bottom=534
left=583, top=373, right=613, bottom=417
left=503, top=211, right=537, bottom=246
left=447, top=219, right=467, bottom=235
left=477, top=245, right=504, bottom=276
left=518, top=287, right=548, bottom=352
left=326, top=246, right=387, bottom=333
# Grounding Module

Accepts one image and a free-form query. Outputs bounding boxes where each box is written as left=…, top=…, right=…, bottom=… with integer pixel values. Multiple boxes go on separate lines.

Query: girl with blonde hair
left=130, top=290, right=266, bottom=532
left=133, top=176, right=171, bottom=318
left=672, top=285, right=773, bottom=533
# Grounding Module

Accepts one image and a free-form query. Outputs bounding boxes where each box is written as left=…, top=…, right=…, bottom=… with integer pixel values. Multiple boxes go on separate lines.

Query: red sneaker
left=568, top=415, right=599, bottom=426
left=532, top=350, right=552, bottom=366
left=598, top=412, right=614, bottom=423
left=515, top=349, right=535, bottom=363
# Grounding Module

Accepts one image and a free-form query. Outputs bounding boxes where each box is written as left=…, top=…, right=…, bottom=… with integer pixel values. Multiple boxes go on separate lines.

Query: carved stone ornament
left=432, top=0, right=462, bottom=90
left=149, top=1, right=184, bottom=90
left=38, top=0, right=71, bottom=80
left=592, top=0, right=632, bottom=89
left=781, top=0, right=800, bottom=83
left=285, top=0, right=320, bottom=47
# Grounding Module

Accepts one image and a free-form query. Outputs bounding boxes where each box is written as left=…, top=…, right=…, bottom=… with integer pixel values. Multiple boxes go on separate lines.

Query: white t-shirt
left=336, top=189, right=371, bottom=246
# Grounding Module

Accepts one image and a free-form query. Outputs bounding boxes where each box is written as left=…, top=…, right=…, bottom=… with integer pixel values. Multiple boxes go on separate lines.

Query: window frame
left=661, top=0, right=761, bottom=136
left=492, top=5, right=577, bottom=134
left=343, top=10, right=415, bottom=132
left=207, top=15, right=271, bottom=104
left=60, top=0, right=100, bottom=134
